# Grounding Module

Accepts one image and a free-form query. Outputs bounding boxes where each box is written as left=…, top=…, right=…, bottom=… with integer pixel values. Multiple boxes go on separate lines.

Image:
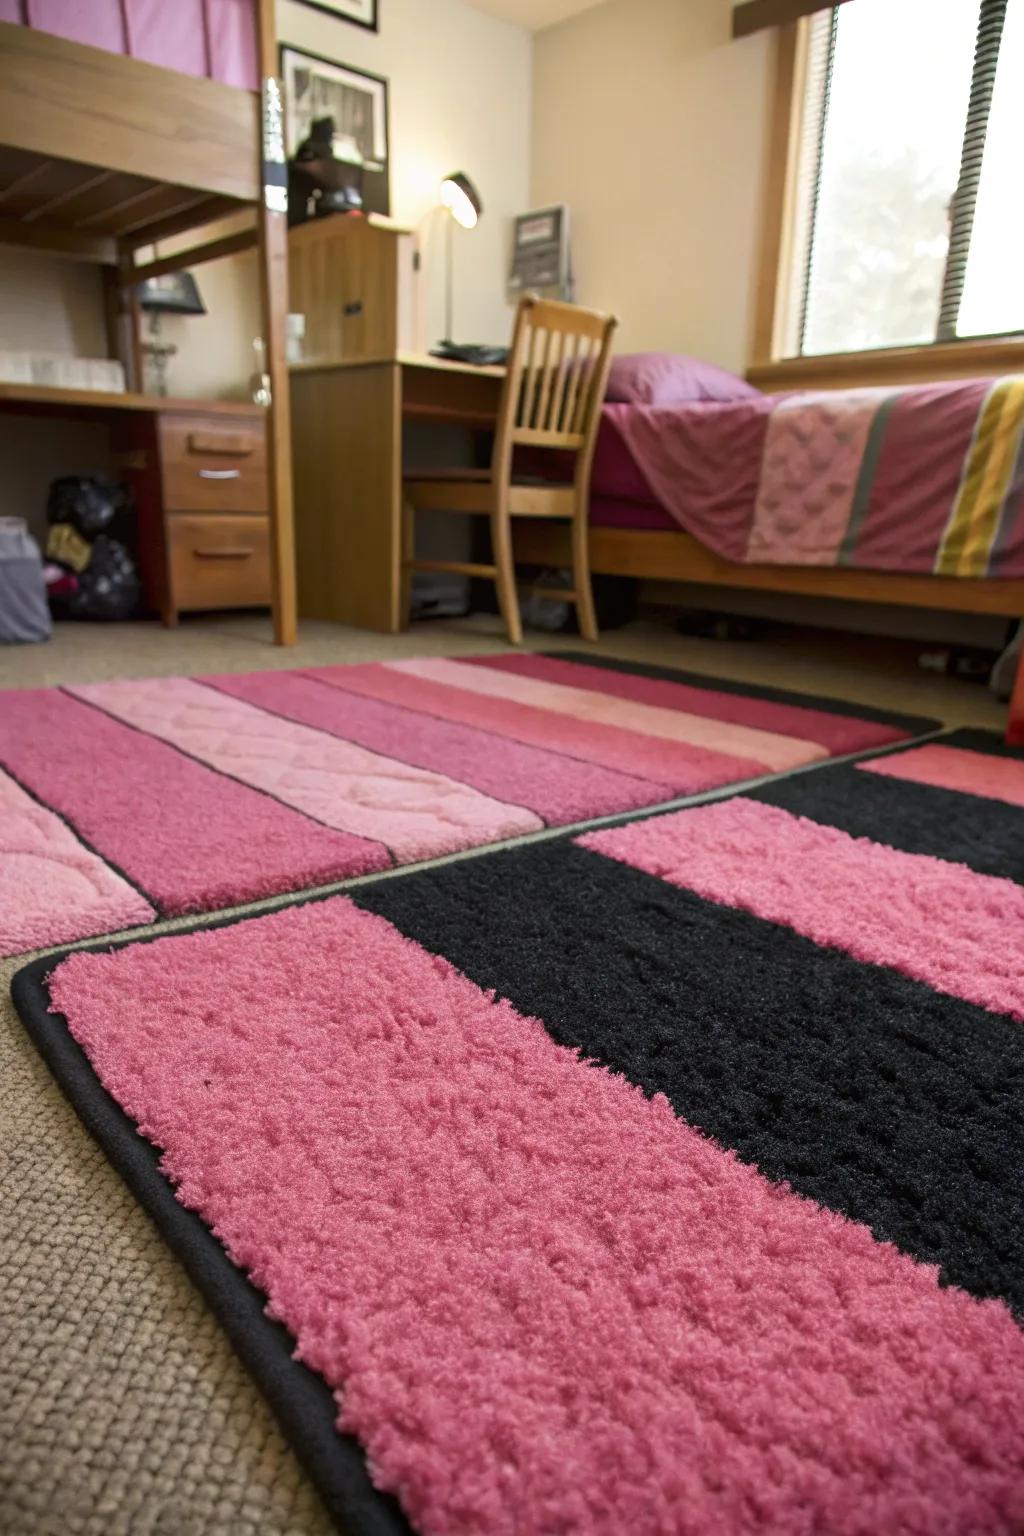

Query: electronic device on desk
left=430, top=340, right=508, bottom=367
left=509, top=205, right=573, bottom=302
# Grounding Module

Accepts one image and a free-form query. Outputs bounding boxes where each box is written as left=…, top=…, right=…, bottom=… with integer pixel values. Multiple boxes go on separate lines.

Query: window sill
left=747, top=338, right=1024, bottom=393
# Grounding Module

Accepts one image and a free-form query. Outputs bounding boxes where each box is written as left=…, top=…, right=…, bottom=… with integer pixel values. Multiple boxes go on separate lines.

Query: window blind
left=732, top=0, right=851, bottom=41
left=936, top=0, right=1009, bottom=340
left=794, top=9, right=837, bottom=354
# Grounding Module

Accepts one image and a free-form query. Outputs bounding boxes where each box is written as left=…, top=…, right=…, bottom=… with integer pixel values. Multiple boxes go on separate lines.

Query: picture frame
left=279, top=46, right=391, bottom=218
left=291, top=0, right=379, bottom=31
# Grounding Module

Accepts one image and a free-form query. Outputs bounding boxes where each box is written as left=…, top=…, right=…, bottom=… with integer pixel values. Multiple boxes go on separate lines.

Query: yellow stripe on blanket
left=937, top=378, right=1024, bottom=578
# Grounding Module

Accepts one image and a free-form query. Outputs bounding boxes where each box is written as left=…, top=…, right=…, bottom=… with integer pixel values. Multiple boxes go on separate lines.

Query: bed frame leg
left=1008, top=629, right=1024, bottom=747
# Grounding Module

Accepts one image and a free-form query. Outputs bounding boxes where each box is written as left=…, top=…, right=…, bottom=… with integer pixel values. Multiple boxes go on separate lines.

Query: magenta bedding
left=3, top=0, right=257, bottom=89
left=593, top=377, right=1024, bottom=578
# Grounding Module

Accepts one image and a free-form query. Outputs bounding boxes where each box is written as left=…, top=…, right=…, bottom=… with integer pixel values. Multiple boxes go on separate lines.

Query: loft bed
left=515, top=352, right=1024, bottom=745
left=0, top=7, right=296, bottom=643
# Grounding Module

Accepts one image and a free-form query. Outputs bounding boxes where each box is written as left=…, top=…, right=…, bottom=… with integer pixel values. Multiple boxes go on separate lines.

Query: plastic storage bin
left=0, top=518, right=51, bottom=644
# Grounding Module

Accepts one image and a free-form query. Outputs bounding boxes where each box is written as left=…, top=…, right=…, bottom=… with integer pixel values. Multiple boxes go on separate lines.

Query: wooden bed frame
left=0, top=7, right=296, bottom=643
left=515, top=338, right=1024, bottom=743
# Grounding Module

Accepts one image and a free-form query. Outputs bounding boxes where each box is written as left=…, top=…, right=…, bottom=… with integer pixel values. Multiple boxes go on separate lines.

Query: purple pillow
left=605, top=352, right=760, bottom=406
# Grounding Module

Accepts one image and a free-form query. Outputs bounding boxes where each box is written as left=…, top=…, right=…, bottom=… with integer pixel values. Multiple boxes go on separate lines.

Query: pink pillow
left=606, top=353, right=760, bottom=405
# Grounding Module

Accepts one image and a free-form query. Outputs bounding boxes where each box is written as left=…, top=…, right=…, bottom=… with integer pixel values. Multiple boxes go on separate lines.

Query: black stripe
left=749, top=761, right=1024, bottom=884
left=353, top=839, right=1024, bottom=1319
left=541, top=650, right=941, bottom=734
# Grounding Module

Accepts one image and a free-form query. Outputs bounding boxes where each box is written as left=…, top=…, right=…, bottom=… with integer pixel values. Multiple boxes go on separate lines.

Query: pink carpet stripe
left=859, top=742, right=1024, bottom=808
left=70, top=677, right=542, bottom=863
left=0, top=688, right=386, bottom=917
left=0, top=766, right=154, bottom=954
left=310, top=662, right=761, bottom=793
left=389, top=657, right=824, bottom=773
left=580, top=797, right=1024, bottom=1020
left=50, top=898, right=1024, bottom=1536
left=467, top=651, right=909, bottom=753
left=206, top=668, right=667, bottom=826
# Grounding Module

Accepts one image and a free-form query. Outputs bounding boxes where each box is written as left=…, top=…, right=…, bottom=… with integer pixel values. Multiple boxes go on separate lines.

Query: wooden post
left=255, top=0, right=297, bottom=646
left=1009, top=632, right=1024, bottom=747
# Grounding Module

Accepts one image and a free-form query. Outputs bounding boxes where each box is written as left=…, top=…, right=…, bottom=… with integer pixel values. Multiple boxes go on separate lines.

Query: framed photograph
left=292, top=0, right=378, bottom=31
left=280, top=46, right=390, bottom=216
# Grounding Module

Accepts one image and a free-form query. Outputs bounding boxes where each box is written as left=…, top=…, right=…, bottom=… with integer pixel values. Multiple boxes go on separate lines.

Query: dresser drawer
left=168, top=515, right=271, bottom=611
left=159, top=414, right=267, bottom=513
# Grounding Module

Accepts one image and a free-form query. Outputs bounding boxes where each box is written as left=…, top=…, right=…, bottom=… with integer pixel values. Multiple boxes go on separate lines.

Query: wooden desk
left=0, top=383, right=271, bottom=624
left=290, top=353, right=504, bottom=631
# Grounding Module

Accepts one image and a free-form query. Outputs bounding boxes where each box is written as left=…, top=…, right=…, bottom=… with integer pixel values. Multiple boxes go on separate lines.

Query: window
left=787, top=0, right=1024, bottom=357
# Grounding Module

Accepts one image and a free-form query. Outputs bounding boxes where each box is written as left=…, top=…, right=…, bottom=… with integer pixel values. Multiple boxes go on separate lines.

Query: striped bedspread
left=608, top=376, right=1024, bottom=578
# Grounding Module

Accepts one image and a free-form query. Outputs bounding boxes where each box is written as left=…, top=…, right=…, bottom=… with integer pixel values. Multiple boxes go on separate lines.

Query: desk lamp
left=137, top=272, right=206, bottom=396
left=439, top=171, right=482, bottom=344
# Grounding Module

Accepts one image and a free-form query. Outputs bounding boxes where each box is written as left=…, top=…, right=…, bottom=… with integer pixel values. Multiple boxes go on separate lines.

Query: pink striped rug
left=0, top=650, right=934, bottom=956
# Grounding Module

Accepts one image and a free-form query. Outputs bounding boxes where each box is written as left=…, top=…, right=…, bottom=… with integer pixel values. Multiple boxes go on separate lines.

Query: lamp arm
left=445, top=214, right=454, bottom=344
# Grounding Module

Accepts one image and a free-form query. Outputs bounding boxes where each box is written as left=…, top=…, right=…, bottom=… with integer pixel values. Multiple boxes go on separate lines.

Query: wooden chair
left=402, top=295, right=619, bottom=644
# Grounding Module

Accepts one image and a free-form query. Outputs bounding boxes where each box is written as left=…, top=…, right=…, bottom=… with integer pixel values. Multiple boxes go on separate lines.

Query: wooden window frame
left=748, top=16, right=1024, bottom=390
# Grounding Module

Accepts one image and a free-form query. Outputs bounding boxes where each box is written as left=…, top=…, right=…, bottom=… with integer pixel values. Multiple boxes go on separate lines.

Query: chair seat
left=405, top=474, right=575, bottom=519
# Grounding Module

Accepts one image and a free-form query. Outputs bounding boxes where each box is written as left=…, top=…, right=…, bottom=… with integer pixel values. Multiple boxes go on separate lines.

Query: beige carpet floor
left=0, top=613, right=1008, bottom=1535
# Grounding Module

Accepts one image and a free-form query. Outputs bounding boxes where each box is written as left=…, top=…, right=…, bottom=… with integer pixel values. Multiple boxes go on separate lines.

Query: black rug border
left=11, top=924, right=412, bottom=1536
left=543, top=649, right=943, bottom=732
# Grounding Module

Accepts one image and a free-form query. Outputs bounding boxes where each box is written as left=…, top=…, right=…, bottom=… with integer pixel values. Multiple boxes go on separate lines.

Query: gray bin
left=0, top=517, right=51, bottom=644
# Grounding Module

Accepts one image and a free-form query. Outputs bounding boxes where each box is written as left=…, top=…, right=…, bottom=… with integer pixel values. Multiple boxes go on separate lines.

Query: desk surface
left=0, top=383, right=265, bottom=417
left=289, top=350, right=506, bottom=380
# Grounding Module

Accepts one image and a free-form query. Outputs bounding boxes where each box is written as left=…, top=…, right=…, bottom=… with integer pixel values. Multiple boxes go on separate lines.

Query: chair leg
left=400, top=496, right=415, bottom=629
left=571, top=495, right=599, bottom=643
left=490, top=502, right=523, bottom=645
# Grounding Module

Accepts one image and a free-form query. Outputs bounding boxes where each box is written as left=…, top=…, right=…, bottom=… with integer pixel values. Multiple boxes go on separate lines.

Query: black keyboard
left=430, top=342, right=509, bottom=367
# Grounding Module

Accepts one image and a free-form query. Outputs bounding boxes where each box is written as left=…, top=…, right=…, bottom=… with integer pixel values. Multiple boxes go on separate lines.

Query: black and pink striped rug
left=15, top=727, right=1024, bottom=1535
left=0, top=651, right=931, bottom=956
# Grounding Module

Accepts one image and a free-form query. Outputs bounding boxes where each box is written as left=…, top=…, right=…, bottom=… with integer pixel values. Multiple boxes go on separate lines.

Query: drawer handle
left=193, top=546, right=254, bottom=560
left=198, top=468, right=242, bottom=480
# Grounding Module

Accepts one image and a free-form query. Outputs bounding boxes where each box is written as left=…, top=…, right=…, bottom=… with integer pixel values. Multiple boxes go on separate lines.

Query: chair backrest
left=492, top=295, right=618, bottom=485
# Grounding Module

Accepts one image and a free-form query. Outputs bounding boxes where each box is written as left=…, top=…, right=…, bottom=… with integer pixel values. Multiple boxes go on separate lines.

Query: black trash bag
left=45, top=476, right=140, bottom=622
left=49, top=535, right=140, bottom=623
left=47, top=475, right=129, bottom=539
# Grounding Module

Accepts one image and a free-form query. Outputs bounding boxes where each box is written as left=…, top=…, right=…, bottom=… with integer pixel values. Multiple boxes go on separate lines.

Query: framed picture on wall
left=280, top=46, right=390, bottom=217
left=293, top=0, right=379, bottom=31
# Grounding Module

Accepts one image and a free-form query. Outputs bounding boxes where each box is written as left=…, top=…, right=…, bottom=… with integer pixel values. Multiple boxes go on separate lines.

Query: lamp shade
left=137, top=271, right=206, bottom=316
left=439, top=171, right=482, bottom=230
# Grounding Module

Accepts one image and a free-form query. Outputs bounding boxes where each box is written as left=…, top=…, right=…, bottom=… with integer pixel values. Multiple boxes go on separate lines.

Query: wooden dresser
left=113, top=401, right=271, bottom=625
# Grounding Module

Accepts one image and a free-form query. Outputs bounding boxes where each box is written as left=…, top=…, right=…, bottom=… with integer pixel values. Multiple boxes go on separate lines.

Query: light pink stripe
left=467, top=652, right=910, bottom=754
left=389, top=657, right=825, bottom=773
left=51, top=897, right=1024, bottom=1536
left=71, top=677, right=542, bottom=863
left=860, top=743, right=1024, bottom=808
left=0, top=686, right=387, bottom=914
left=207, top=669, right=668, bottom=826
left=0, top=767, right=154, bottom=955
left=310, top=663, right=764, bottom=792
left=580, top=798, right=1024, bottom=1019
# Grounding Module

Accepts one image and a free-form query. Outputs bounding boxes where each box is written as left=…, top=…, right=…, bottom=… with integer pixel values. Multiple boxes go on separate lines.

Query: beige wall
left=531, top=0, right=772, bottom=371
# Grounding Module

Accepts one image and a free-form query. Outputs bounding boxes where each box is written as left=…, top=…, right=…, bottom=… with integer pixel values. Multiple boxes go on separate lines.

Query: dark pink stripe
left=0, top=689, right=388, bottom=915
left=51, top=896, right=1024, bottom=1536
left=580, top=797, right=1024, bottom=1018
left=467, top=652, right=908, bottom=754
left=206, top=669, right=668, bottom=826
left=311, top=663, right=766, bottom=794
left=859, top=743, right=1024, bottom=808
